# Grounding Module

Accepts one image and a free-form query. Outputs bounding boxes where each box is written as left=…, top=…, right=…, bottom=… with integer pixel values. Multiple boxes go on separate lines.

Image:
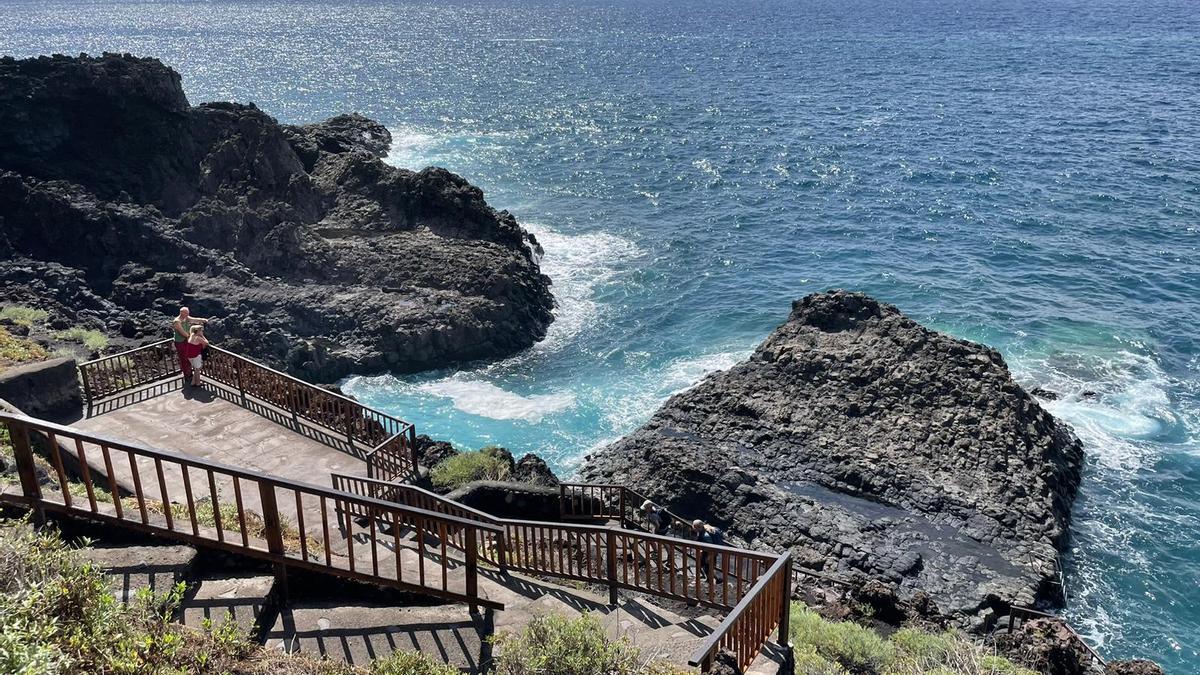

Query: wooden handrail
left=332, top=473, right=502, bottom=526
left=206, top=346, right=409, bottom=430
left=688, top=552, right=791, bottom=671
left=0, top=412, right=453, bottom=522
left=78, top=342, right=421, bottom=480
left=1009, top=606, right=1106, bottom=667
left=1, top=413, right=502, bottom=611
left=78, top=338, right=174, bottom=367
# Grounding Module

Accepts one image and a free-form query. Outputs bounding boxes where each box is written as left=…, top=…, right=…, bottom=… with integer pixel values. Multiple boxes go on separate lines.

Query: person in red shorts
left=185, top=325, right=210, bottom=386
left=171, top=307, right=211, bottom=385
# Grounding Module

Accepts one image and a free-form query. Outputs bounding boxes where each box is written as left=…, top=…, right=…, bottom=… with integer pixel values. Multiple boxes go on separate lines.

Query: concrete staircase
left=76, top=535, right=764, bottom=673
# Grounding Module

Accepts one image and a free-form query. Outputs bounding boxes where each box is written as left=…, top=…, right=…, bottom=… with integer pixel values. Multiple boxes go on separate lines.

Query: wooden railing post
left=618, top=488, right=627, bottom=529
left=344, top=405, right=356, bottom=445
left=257, top=481, right=289, bottom=600
left=778, top=555, right=792, bottom=646
left=605, top=529, right=618, bottom=607
left=233, top=356, right=245, bottom=399
left=8, top=421, right=45, bottom=526
left=465, top=527, right=479, bottom=614
left=79, top=367, right=94, bottom=406
left=408, top=425, right=419, bottom=473
left=558, top=484, right=567, bottom=520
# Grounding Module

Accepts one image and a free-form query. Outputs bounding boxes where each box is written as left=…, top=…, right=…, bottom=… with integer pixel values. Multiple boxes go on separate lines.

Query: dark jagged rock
left=413, top=434, right=458, bottom=468
left=584, top=290, right=1084, bottom=625
left=995, top=617, right=1093, bottom=675
left=1105, top=660, right=1164, bottom=675
left=513, top=453, right=559, bottom=486
left=0, top=53, right=554, bottom=380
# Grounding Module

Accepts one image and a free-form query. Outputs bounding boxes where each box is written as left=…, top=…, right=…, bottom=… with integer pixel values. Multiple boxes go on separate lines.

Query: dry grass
left=0, top=327, right=49, bottom=370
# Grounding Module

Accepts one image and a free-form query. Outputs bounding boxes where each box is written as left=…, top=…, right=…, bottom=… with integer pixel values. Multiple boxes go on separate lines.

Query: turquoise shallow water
left=4, top=0, right=1199, bottom=668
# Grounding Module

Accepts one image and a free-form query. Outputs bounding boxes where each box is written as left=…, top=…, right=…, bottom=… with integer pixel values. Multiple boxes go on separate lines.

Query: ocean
left=4, top=0, right=1198, bottom=668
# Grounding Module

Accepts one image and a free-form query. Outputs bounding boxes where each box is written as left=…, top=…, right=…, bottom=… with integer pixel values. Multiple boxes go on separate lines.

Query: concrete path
left=70, top=378, right=367, bottom=484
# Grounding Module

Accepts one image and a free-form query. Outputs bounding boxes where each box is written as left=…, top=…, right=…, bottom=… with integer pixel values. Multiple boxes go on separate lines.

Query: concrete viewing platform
left=68, top=377, right=369, bottom=489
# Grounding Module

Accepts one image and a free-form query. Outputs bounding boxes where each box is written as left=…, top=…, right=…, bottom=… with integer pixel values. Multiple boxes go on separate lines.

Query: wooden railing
left=1007, top=606, right=1106, bottom=668
left=689, top=553, right=792, bottom=671
left=0, top=413, right=501, bottom=611
left=331, top=474, right=505, bottom=567
left=78, top=339, right=180, bottom=400
left=339, top=475, right=790, bottom=670
left=78, top=342, right=420, bottom=481
left=559, top=482, right=692, bottom=535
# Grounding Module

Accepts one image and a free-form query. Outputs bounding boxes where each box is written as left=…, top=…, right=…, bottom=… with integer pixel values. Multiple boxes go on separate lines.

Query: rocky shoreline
left=0, top=53, right=554, bottom=382
left=584, top=290, right=1086, bottom=630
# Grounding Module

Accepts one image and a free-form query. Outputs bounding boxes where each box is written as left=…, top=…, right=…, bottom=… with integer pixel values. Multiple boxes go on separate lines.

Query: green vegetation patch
left=0, top=306, right=49, bottom=326
left=0, top=519, right=254, bottom=674
left=789, top=603, right=1037, bottom=675
left=55, top=327, right=109, bottom=352
left=0, top=519, right=480, bottom=674
left=430, top=447, right=511, bottom=490
left=490, top=613, right=686, bottom=675
left=0, top=327, right=49, bottom=369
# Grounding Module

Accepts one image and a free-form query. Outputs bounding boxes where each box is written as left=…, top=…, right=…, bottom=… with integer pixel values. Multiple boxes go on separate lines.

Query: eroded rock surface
left=584, top=290, right=1084, bottom=624
left=0, top=53, right=553, bottom=380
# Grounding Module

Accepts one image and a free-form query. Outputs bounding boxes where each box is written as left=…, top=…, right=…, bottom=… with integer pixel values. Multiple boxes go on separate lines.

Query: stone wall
left=0, top=357, right=81, bottom=420
left=447, top=481, right=562, bottom=521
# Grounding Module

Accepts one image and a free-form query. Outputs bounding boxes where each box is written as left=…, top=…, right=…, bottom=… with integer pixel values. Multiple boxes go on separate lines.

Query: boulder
left=584, top=290, right=1084, bottom=624
left=1105, top=660, right=1164, bottom=675
left=513, top=452, right=559, bottom=486
left=0, top=54, right=554, bottom=382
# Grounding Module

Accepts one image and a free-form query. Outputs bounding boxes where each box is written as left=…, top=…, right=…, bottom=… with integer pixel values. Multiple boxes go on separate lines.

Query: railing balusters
left=45, top=432, right=71, bottom=506
left=100, top=445, right=123, bottom=519
left=233, top=477, right=249, bottom=547
left=127, top=453, right=148, bottom=523
left=207, top=470, right=224, bottom=542
left=73, top=438, right=98, bottom=512
left=295, top=491, right=308, bottom=561
left=181, top=466, right=198, bottom=535
left=154, top=458, right=173, bottom=530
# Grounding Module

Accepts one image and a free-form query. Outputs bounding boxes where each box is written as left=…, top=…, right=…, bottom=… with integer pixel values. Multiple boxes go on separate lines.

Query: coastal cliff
left=0, top=53, right=554, bottom=381
left=584, top=290, right=1085, bottom=627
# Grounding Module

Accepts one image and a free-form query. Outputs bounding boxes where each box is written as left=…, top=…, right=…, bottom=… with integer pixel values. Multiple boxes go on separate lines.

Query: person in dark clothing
left=693, top=519, right=724, bottom=579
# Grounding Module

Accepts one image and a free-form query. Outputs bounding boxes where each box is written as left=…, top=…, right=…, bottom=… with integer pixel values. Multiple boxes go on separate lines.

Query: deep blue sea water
left=5, top=0, right=1199, bottom=668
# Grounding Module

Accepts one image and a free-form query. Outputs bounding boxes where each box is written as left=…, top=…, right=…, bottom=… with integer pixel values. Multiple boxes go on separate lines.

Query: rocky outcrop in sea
left=584, top=290, right=1085, bottom=627
left=0, top=53, right=554, bottom=381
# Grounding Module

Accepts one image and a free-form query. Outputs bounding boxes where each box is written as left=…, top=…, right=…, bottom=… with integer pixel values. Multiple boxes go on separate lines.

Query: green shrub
left=787, top=603, right=1036, bottom=675
left=370, top=649, right=461, bottom=675
left=793, top=644, right=848, bottom=675
left=0, top=306, right=48, bottom=326
left=55, top=327, right=109, bottom=352
left=0, top=519, right=254, bottom=674
left=0, top=327, right=49, bottom=368
left=491, top=613, right=675, bottom=675
left=886, top=628, right=1036, bottom=675
left=430, top=449, right=510, bottom=490
left=790, top=603, right=893, bottom=671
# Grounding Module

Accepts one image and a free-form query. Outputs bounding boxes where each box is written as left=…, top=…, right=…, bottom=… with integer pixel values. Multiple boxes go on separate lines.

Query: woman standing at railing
left=172, top=307, right=211, bottom=385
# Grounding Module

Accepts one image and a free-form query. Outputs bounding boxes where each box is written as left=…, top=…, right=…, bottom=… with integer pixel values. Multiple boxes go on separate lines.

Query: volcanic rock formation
left=584, top=290, right=1084, bottom=626
left=0, top=53, right=553, bottom=380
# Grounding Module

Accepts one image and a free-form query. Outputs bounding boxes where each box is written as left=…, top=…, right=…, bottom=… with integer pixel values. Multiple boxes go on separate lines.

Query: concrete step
left=78, top=543, right=197, bottom=603
left=262, top=602, right=490, bottom=671
left=181, top=574, right=276, bottom=635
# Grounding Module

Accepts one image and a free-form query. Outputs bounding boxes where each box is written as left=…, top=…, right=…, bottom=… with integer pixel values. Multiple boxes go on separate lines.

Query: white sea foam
left=416, top=378, right=575, bottom=423
left=384, top=127, right=444, bottom=170
left=521, top=222, right=642, bottom=353
left=1015, top=348, right=1176, bottom=473
left=602, top=348, right=749, bottom=431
